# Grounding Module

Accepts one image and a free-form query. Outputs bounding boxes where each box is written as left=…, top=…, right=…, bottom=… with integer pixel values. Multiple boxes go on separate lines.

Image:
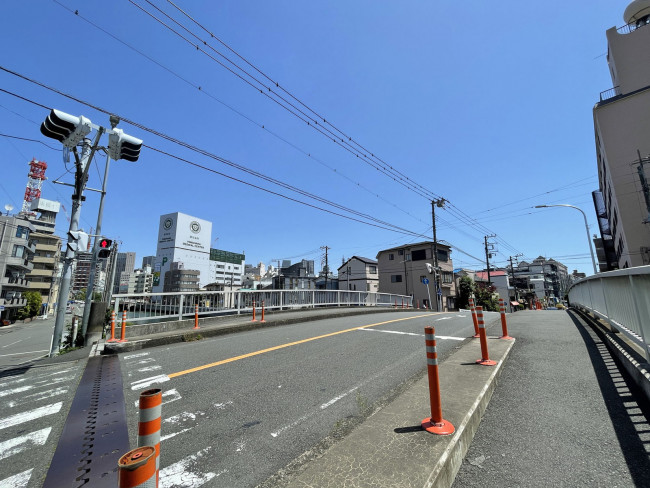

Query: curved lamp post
left=535, top=204, right=598, bottom=275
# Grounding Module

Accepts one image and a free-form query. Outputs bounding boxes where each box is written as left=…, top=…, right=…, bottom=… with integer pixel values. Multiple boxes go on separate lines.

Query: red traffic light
left=99, top=239, right=111, bottom=249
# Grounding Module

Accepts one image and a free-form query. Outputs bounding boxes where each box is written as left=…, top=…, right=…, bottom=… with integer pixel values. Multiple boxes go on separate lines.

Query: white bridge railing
left=568, top=266, right=650, bottom=361
left=113, top=289, right=413, bottom=325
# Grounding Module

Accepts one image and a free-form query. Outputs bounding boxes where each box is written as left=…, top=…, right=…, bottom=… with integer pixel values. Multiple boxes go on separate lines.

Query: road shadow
left=567, top=309, right=650, bottom=486
left=394, top=425, right=423, bottom=434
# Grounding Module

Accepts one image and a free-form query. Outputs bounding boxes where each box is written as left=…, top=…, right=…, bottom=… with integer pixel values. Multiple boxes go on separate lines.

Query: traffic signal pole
left=50, top=135, right=101, bottom=356
left=80, top=150, right=112, bottom=342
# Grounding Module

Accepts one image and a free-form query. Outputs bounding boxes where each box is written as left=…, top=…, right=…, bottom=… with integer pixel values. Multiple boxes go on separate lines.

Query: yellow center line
left=167, top=312, right=440, bottom=378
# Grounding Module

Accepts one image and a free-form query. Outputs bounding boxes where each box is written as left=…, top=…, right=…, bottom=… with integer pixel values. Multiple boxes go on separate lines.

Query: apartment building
left=593, top=0, right=650, bottom=268
left=0, top=215, right=35, bottom=322
left=338, top=256, right=379, bottom=292
left=26, top=199, right=61, bottom=314
left=376, top=241, right=455, bottom=311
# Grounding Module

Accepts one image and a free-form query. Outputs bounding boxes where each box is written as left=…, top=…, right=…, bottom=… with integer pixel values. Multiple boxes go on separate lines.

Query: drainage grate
left=43, top=355, right=130, bottom=488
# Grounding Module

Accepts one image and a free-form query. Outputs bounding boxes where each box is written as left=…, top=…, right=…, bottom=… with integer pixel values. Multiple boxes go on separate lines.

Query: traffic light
left=40, top=109, right=92, bottom=148
left=108, top=128, right=143, bottom=162
left=97, top=238, right=113, bottom=259
left=67, top=230, right=89, bottom=254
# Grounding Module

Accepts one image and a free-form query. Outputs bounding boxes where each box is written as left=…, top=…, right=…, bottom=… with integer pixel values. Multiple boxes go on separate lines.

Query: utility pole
left=51, top=133, right=102, bottom=356
left=484, top=235, right=496, bottom=285
left=431, top=198, right=446, bottom=312
left=321, top=245, right=329, bottom=289
left=509, top=254, right=522, bottom=305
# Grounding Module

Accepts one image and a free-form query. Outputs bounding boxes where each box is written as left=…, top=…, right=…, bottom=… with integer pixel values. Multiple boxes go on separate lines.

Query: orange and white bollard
left=251, top=300, right=257, bottom=322
left=138, top=388, right=162, bottom=486
left=107, top=310, right=118, bottom=343
left=261, top=301, right=266, bottom=323
left=468, top=298, right=480, bottom=338
left=475, top=306, right=497, bottom=366
left=118, top=446, right=157, bottom=488
left=498, top=298, right=513, bottom=340
left=194, top=303, right=200, bottom=329
left=421, top=326, right=455, bottom=435
left=118, top=309, right=128, bottom=343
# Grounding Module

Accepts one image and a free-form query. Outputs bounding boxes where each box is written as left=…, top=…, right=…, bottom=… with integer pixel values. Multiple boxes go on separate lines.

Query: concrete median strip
left=282, top=335, right=515, bottom=488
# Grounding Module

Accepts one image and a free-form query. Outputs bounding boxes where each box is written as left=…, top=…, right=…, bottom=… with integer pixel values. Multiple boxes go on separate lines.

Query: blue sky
left=0, top=1, right=627, bottom=275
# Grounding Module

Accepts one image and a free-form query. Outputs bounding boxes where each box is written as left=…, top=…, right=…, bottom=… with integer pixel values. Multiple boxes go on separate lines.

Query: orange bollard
left=468, top=298, right=480, bottom=338
left=498, top=298, right=514, bottom=340
left=118, top=446, right=157, bottom=488
left=107, top=310, right=118, bottom=342
left=421, top=326, right=455, bottom=435
left=251, top=300, right=257, bottom=322
left=401, top=298, right=404, bottom=309
left=417, top=299, right=420, bottom=309
left=194, top=303, right=200, bottom=329
left=118, top=309, right=128, bottom=343
left=261, top=300, right=266, bottom=323
left=138, top=388, right=162, bottom=486
left=475, top=306, right=497, bottom=366
left=394, top=299, right=397, bottom=309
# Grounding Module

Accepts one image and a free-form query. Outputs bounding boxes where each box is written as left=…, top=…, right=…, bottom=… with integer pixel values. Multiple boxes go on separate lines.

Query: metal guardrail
left=113, top=289, right=414, bottom=325
left=568, top=266, right=650, bottom=361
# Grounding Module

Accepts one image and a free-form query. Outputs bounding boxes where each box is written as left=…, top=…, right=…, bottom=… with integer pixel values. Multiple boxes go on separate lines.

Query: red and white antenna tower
left=21, top=158, right=47, bottom=215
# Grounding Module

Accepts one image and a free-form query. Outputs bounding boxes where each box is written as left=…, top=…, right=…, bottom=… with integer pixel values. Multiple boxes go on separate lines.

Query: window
left=437, top=249, right=448, bottom=262
left=420, top=275, right=426, bottom=283
left=412, top=249, right=427, bottom=261
left=12, top=245, right=25, bottom=258
left=391, top=275, right=402, bottom=283
left=15, top=226, right=30, bottom=239
left=398, top=250, right=404, bottom=256
left=442, top=271, right=453, bottom=283
left=368, top=265, right=377, bottom=274
left=389, top=254, right=394, bottom=261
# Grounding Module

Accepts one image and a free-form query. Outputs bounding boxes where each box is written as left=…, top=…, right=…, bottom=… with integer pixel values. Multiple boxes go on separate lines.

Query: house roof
left=375, top=241, right=451, bottom=258
left=475, top=270, right=508, bottom=281
left=338, top=256, right=377, bottom=270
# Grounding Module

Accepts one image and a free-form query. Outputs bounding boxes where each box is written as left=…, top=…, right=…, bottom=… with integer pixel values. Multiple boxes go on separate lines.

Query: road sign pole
left=425, top=281, right=432, bottom=310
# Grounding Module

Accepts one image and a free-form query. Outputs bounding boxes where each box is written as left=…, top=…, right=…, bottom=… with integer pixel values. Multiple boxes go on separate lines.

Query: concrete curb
left=102, top=308, right=419, bottom=354
left=281, top=336, right=515, bottom=488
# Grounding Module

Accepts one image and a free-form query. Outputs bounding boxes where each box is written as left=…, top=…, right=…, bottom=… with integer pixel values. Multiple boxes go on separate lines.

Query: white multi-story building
left=593, top=0, right=650, bottom=268
left=152, top=212, right=245, bottom=292
left=338, top=256, right=379, bottom=292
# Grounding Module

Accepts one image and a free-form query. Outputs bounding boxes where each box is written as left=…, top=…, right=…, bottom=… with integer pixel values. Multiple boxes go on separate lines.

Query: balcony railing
left=599, top=86, right=621, bottom=102
left=617, top=18, right=650, bottom=35
left=6, top=257, right=34, bottom=271
left=568, top=266, right=650, bottom=361
left=1, top=277, right=31, bottom=288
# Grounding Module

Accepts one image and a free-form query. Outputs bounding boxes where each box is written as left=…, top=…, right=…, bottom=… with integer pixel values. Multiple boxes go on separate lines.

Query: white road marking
left=5, top=387, right=68, bottom=408
left=435, top=317, right=452, bottom=321
left=0, top=375, right=72, bottom=398
left=159, top=448, right=221, bottom=487
left=0, top=349, right=48, bottom=357
left=0, top=402, right=62, bottom=430
left=214, top=401, right=233, bottom=410
left=0, top=427, right=51, bottom=460
left=130, top=374, right=169, bottom=391
left=136, top=358, right=155, bottom=365
left=437, top=335, right=465, bottom=341
left=122, top=352, right=150, bottom=360
left=457, top=314, right=467, bottom=318
left=161, top=428, right=192, bottom=442
left=271, top=411, right=314, bottom=438
left=358, top=328, right=422, bottom=337
left=1, top=340, right=22, bottom=348
left=320, top=385, right=360, bottom=410
left=163, top=411, right=205, bottom=425
left=134, top=388, right=181, bottom=408
left=0, top=468, right=33, bottom=488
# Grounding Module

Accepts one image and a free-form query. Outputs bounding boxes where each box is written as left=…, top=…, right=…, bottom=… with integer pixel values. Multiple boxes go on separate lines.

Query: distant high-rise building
left=142, top=255, right=155, bottom=269
left=593, top=1, right=650, bottom=268
left=113, top=252, right=136, bottom=294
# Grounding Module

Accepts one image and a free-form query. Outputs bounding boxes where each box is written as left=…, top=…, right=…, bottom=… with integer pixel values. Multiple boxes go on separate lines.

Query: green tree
left=457, top=276, right=474, bottom=309
left=75, top=289, right=86, bottom=301
left=16, top=291, right=43, bottom=319
left=474, top=282, right=499, bottom=312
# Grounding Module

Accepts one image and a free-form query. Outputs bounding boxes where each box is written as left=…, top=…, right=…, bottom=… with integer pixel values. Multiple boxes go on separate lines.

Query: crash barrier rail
left=112, top=289, right=413, bottom=325
left=567, top=265, right=650, bottom=362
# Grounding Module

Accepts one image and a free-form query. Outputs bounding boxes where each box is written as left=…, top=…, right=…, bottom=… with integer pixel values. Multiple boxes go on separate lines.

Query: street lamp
left=534, top=204, right=598, bottom=275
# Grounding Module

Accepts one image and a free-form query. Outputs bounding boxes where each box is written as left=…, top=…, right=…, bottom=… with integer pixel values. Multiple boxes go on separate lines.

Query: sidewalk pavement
left=272, top=310, right=650, bottom=487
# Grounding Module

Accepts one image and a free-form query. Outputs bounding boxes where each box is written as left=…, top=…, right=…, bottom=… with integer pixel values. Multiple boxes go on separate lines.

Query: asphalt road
left=0, top=317, right=56, bottom=368
left=119, top=309, right=498, bottom=487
